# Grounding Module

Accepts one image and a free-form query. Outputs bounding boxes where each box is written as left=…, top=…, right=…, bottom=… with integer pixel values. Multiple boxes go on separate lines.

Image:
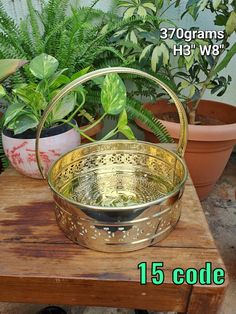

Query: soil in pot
left=136, top=100, right=236, bottom=200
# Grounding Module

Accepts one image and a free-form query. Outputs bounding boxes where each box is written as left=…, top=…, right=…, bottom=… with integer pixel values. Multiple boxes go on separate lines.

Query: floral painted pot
left=2, top=121, right=81, bottom=179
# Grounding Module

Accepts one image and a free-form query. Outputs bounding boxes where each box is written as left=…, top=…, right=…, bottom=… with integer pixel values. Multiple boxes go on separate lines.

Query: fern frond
left=26, top=0, right=44, bottom=54
left=19, top=19, right=36, bottom=58
left=126, top=98, right=173, bottom=143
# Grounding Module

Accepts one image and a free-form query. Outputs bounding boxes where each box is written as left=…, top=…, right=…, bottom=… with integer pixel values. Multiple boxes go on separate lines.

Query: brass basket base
left=54, top=196, right=182, bottom=252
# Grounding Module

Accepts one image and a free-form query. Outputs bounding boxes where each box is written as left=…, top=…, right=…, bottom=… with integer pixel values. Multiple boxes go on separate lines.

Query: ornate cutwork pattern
left=49, top=141, right=187, bottom=252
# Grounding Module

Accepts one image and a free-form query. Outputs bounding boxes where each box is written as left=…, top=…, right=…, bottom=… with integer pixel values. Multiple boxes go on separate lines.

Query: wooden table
left=0, top=167, right=228, bottom=314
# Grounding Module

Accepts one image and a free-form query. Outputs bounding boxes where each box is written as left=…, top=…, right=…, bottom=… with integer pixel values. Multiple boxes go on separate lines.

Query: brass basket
left=36, top=67, right=188, bottom=252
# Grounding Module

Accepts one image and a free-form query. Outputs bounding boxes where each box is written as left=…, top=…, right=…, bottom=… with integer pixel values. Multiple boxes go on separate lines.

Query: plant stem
left=189, top=36, right=228, bottom=124
left=66, top=91, right=86, bottom=122
left=60, top=119, right=96, bottom=142
left=82, top=112, right=106, bottom=132
left=100, top=128, right=118, bottom=141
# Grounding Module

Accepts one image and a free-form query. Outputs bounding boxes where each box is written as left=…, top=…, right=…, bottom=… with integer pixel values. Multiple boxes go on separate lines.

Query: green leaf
left=151, top=46, right=162, bottom=72
left=13, top=114, right=39, bottom=135
left=130, top=30, right=138, bottom=44
left=52, top=93, right=76, bottom=121
left=3, top=103, right=26, bottom=127
left=92, top=77, right=105, bottom=88
left=213, top=42, right=236, bottom=75
left=50, top=74, right=71, bottom=90
left=29, top=53, right=59, bottom=79
left=226, top=11, right=236, bottom=35
left=118, top=110, right=128, bottom=129
left=137, top=6, right=147, bottom=17
left=119, top=125, right=136, bottom=140
left=139, top=44, right=154, bottom=62
left=188, top=85, right=196, bottom=98
left=199, top=0, right=208, bottom=10
left=214, top=14, right=228, bottom=26
left=142, top=2, right=157, bottom=12
left=71, top=66, right=91, bottom=81
left=213, top=0, right=221, bottom=10
left=184, top=50, right=195, bottom=71
left=118, top=2, right=133, bottom=7
left=48, top=69, right=69, bottom=88
left=180, top=81, right=190, bottom=90
left=13, top=85, right=47, bottom=110
left=101, top=74, right=126, bottom=115
left=124, top=7, right=136, bottom=19
left=0, top=85, right=6, bottom=98
left=160, top=43, right=169, bottom=66
left=0, top=59, right=27, bottom=82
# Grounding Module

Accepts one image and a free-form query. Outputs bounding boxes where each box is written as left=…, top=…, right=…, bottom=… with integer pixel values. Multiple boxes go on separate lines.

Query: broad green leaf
left=212, top=0, right=221, bottom=10
left=151, top=46, right=162, bottom=72
left=160, top=43, right=169, bottom=66
left=199, top=0, right=208, bottom=10
left=178, top=56, right=185, bottom=68
left=112, top=29, right=127, bottom=39
left=156, top=0, right=164, bottom=10
left=48, top=68, right=69, bottom=88
left=130, top=30, right=138, bottom=44
left=226, top=11, right=236, bottom=35
left=124, top=7, right=136, bottom=19
left=189, top=85, right=196, bottom=98
left=13, top=85, right=47, bottom=110
left=13, top=114, right=39, bottom=135
left=0, top=84, right=6, bottom=98
left=118, top=2, right=133, bottom=7
left=184, top=50, right=195, bottom=71
left=50, top=74, right=71, bottom=90
left=139, top=44, right=153, bottom=62
left=214, top=14, right=228, bottom=26
left=92, top=77, right=105, bottom=88
left=101, top=74, right=126, bottom=115
left=52, top=93, right=76, bottom=121
left=137, top=6, right=147, bottom=17
left=4, top=103, right=26, bottom=126
left=143, top=2, right=157, bottom=12
left=118, top=110, right=128, bottom=129
left=71, top=66, right=91, bottom=81
left=119, top=125, right=135, bottom=140
left=100, top=24, right=109, bottom=35
left=0, top=59, right=27, bottom=82
left=180, top=81, right=190, bottom=89
left=213, top=42, right=236, bottom=75
left=29, top=53, right=59, bottom=79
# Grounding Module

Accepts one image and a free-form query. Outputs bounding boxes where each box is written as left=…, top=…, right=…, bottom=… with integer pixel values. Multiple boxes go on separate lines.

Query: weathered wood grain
left=0, top=170, right=215, bottom=249
left=0, top=160, right=228, bottom=313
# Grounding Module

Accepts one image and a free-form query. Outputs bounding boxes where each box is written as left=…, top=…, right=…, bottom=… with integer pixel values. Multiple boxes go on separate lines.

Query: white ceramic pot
left=2, top=121, right=81, bottom=179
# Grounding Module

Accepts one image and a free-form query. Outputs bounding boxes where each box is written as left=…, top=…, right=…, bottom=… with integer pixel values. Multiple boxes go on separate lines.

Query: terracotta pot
left=136, top=100, right=236, bottom=200
left=2, top=120, right=81, bottom=179
left=80, top=120, right=103, bottom=143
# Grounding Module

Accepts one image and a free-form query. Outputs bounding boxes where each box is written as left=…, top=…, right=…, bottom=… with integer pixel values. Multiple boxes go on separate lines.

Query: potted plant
left=0, top=59, right=28, bottom=171
left=1, top=54, right=172, bottom=178
left=128, top=0, right=236, bottom=199
left=1, top=54, right=83, bottom=178
left=0, top=0, right=132, bottom=141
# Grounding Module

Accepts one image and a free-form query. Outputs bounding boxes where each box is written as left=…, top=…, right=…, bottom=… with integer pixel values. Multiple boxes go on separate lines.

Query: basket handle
left=36, top=67, right=188, bottom=178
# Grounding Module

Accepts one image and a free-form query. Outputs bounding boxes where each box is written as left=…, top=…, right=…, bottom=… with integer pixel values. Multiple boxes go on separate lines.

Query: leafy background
left=2, top=0, right=236, bottom=107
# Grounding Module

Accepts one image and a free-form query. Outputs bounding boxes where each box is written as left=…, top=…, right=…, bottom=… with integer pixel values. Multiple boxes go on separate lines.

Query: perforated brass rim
left=47, top=140, right=188, bottom=211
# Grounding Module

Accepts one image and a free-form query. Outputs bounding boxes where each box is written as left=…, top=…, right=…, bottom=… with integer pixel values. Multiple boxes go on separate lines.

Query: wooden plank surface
left=0, top=166, right=228, bottom=312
